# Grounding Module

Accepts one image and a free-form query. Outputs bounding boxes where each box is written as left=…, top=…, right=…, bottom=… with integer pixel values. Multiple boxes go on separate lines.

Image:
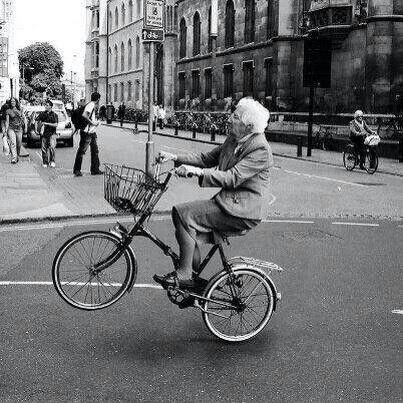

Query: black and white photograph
left=0, top=0, right=402, bottom=401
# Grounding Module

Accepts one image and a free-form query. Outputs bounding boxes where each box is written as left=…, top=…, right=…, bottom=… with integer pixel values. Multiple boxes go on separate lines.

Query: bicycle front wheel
left=52, top=231, right=136, bottom=310
left=364, top=148, right=378, bottom=174
left=202, top=268, right=275, bottom=342
left=343, top=146, right=356, bottom=171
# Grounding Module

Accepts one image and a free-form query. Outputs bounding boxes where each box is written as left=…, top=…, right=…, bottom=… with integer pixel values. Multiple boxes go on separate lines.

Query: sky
left=14, top=0, right=87, bottom=82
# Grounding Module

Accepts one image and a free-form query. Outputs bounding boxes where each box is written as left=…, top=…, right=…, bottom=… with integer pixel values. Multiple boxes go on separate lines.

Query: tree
left=18, top=42, right=64, bottom=100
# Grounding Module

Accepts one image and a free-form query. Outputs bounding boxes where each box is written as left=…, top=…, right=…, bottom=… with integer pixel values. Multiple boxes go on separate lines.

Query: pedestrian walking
left=73, top=92, right=103, bottom=177
left=99, top=104, right=106, bottom=121
left=117, top=102, right=126, bottom=127
left=36, top=99, right=59, bottom=168
left=1, top=100, right=10, bottom=155
left=157, top=104, right=166, bottom=129
left=4, top=97, right=27, bottom=164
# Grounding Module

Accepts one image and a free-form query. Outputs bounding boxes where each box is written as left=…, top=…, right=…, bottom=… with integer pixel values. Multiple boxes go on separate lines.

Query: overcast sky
left=14, top=0, right=87, bottom=82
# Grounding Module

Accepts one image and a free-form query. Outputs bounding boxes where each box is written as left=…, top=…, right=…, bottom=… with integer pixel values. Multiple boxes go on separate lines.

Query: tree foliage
left=18, top=42, right=64, bottom=100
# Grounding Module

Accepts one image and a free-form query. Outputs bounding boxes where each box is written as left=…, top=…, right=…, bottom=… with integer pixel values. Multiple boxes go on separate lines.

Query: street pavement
left=0, top=123, right=402, bottom=223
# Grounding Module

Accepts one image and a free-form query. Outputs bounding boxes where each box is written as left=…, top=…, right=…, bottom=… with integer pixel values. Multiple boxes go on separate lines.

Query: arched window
left=120, top=82, right=125, bottom=101
left=244, top=0, right=255, bottom=43
left=225, top=0, right=235, bottom=48
left=128, top=39, right=133, bottom=70
left=128, top=81, right=132, bottom=100
left=135, top=36, right=140, bottom=67
left=193, top=12, right=201, bottom=56
left=179, top=18, right=187, bottom=59
left=121, top=42, right=125, bottom=71
left=114, top=44, right=118, bottom=72
left=136, top=0, right=142, bottom=17
left=108, top=47, right=112, bottom=72
left=121, top=3, right=126, bottom=26
left=267, top=0, right=277, bottom=38
left=109, top=10, right=113, bottom=31
left=129, top=0, right=133, bottom=22
left=208, top=7, right=212, bottom=52
left=115, top=6, right=119, bottom=29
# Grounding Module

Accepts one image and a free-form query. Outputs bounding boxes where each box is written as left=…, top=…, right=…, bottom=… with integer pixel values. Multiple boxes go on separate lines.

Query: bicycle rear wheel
left=364, top=148, right=378, bottom=174
left=202, top=267, right=275, bottom=342
left=343, top=145, right=356, bottom=171
left=52, top=231, right=136, bottom=310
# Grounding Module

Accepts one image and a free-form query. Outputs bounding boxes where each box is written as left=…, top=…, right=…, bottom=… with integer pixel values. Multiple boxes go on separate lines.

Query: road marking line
left=331, top=222, right=379, bottom=227
left=392, top=310, right=403, bottom=315
left=0, top=281, right=162, bottom=289
left=263, top=219, right=315, bottom=224
left=282, top=168, right=367, bottom=187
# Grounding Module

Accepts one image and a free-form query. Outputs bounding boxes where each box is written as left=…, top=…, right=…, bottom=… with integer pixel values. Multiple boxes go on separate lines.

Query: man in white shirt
left=73, top=92, right=103, bottom=177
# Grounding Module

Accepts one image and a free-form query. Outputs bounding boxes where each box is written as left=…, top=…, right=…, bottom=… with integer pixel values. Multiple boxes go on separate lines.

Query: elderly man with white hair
left=154, top=97, right=273, bottom=289
left=349, top=110, right=376, bottom=169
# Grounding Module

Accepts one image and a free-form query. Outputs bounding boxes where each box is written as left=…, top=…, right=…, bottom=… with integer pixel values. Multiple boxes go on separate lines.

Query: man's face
left=356, top=113, right=363, bottom=122
left=230, top=107, right=248, bottom=140
left=45, top=103, right=52, bottom=112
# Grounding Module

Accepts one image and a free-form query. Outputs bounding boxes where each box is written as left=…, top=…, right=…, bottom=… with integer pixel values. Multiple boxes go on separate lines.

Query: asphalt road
left=0, top=217, right=402, bottom=402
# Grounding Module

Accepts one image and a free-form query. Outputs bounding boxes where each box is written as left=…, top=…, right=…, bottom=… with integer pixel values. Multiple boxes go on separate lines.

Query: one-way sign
left=142, top=28, right=164, bottom=42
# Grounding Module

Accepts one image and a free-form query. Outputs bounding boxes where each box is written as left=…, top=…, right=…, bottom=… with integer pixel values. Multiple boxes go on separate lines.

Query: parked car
left=23, top=106, right=74, bottom=148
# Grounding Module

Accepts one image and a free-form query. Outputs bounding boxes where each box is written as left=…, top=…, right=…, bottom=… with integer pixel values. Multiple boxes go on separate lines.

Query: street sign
left=142, top=28, right=164, bottom=42
left=144, top=0, right=164, bottom=29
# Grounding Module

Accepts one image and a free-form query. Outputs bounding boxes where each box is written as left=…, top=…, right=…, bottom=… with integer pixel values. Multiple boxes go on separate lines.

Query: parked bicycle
left=52, top=161, right=283, bottom=342
left=343, top=134, right=380, bottom=174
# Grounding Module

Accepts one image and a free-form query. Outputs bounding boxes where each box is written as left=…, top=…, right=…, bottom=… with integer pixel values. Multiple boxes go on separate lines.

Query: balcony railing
left=308, top=0, right=354, bottom=29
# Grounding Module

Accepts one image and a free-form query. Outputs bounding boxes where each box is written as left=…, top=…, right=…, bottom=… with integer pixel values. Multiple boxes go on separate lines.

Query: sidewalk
left=0, top=124, right=402, bottom=225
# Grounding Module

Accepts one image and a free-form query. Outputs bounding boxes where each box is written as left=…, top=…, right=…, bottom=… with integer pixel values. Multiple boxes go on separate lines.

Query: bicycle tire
left=343, top=145, right=356, bottom=171
left=52, top=231, right=136, bottom=310
left=364, top=148, right=378, bottom=174
left=202, top=267, right=275, bottom=342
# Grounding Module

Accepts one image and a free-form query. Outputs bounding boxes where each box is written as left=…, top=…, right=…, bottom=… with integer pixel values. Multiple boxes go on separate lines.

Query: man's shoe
left=74, top=171, right=83, bottom=177
left=19, top=152, right=29, bottom=157
left=153, top=272, right=196, bottom=290
left=42, top=164, right=48, bottom=168
left=50, top=162, right=56, bottom=168
left=91, top=170, right=104, bottom=175
left=11, top=159, right=17, bottom=164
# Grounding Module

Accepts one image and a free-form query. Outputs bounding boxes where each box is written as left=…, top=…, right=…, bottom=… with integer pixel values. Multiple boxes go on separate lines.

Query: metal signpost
left=143, top=0, right=164, bottom=176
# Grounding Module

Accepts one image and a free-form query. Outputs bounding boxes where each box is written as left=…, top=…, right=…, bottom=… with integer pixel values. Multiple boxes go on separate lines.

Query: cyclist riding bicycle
left=154, top=97, right=273, bottom=289
left=349, top=110, right=376, bottom=169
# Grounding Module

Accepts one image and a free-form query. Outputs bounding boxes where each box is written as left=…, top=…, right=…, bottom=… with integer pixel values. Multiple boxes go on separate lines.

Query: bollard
left=399, top=138, right=403, bottom=163
left=134, top=119, right=138, bottom=134
left=192, top=124, right=197, bottom=139
left=120, top=118, right=123, bottom=127
left=210, top=126, right=216, bottom=142
left=297, top=136, right=303, bottom=157
left=152, top=120, right=156, bottom=132
left=174, top=124, right=179, bottom=136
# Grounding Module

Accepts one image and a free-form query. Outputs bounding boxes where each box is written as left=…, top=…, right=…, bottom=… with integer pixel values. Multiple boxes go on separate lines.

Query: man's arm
left=349, top=120, right=362, bottom=136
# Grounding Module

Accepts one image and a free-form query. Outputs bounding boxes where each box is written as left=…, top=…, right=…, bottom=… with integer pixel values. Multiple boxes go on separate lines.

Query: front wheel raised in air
left=202, top=267, right=275, bottom=342
left=343, top=145, right=356, bottom=171
left=364, top=148, right=378, bottom=174
left=52, top=231, right=136, bottom=310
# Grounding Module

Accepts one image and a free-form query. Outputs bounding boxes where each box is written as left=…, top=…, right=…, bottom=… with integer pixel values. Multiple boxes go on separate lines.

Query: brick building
left=172, top=0, right=403, bottom=113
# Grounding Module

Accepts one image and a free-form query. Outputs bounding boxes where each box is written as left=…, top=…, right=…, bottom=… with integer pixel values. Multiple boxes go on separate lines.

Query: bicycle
left=52, top=162, right=283, bottom=342
left=343, top=137, right=379, bottom=174
left=314, top=125, right=333, bottom=151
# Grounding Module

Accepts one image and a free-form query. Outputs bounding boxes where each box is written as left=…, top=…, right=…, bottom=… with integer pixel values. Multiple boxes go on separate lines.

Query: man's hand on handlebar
left=156, top=151, right=177, bottom=163
left=175, top=164, right=203, bottom=178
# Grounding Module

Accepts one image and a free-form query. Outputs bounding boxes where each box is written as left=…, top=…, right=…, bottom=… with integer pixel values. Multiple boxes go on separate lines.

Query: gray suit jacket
left=176, top=133, right=273, bottom=220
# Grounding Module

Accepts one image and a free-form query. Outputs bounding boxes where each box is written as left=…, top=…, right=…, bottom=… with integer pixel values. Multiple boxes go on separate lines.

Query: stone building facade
left=173, top=0, right=403, bottom=113
left=85, top=0, right=145, bottom=108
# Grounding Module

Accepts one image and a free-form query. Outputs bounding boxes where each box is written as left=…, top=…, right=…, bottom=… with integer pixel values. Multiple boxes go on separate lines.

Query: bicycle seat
left=213, top=229, right=249, bottom=245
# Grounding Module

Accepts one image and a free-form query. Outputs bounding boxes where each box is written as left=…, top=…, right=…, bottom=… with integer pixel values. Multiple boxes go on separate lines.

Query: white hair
left=236, top=97, right=271, bottom=133
left=354, top=110, right=364, bottom=118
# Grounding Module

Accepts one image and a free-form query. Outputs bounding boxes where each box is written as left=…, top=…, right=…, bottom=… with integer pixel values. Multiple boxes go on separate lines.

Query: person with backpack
left=73, top=92, right=103, bottom=177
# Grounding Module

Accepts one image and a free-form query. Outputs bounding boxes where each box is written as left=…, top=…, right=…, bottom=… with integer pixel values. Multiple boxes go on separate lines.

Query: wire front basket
left=104, top=164, right=167, bottom=215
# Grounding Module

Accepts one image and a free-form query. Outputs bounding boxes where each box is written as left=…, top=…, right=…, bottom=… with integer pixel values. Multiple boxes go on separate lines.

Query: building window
left=179, top=18, right=187, bottom=59
left=135, top=80, right=140, bottom=101
left=178, top=72, right=186, bottom=99
left=121, top=42, right=125, bottom=71
left=108, top=84, right=112, bottom=102
left=121, top=2, right=126, bottom=26
left=128, top=81, right=132, bottom=100
left=225, top=0, right=235, bottom=48
left=128, top=39, right=132, bottom=69
left=267, top=0, right=278, bottom=38
left=121, top=82, right=125, bottom=101
left=208, top=7, right=212, bottom=52
left=265, top=58, right=273, bottom=96
left=109, top=10, right=113, bottom=31
left=114, top=83, right=118, bottom=101
left=108, top=47, right=112, bottom=72
left=223, top=64, right=234, bottom=98
left=244, top=0, right=255, bottom=43
left=137, top=0, right=142, bottom=18
left=129, top=0, right=133, bottom=22
left=94, top=42, right=99, bottom=68
left=191, top=70, right=200, bottom=98
left=204, top=68, right=212, bottom=99
left=243, top=61, right=254, bottom=96
left=193, top=12, right=201, bottom=56
left=135, top=36, right=140, bottom=67
left=114, top=45, right=118, bottom=72
left=115, top=6, right=119, bottom=29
